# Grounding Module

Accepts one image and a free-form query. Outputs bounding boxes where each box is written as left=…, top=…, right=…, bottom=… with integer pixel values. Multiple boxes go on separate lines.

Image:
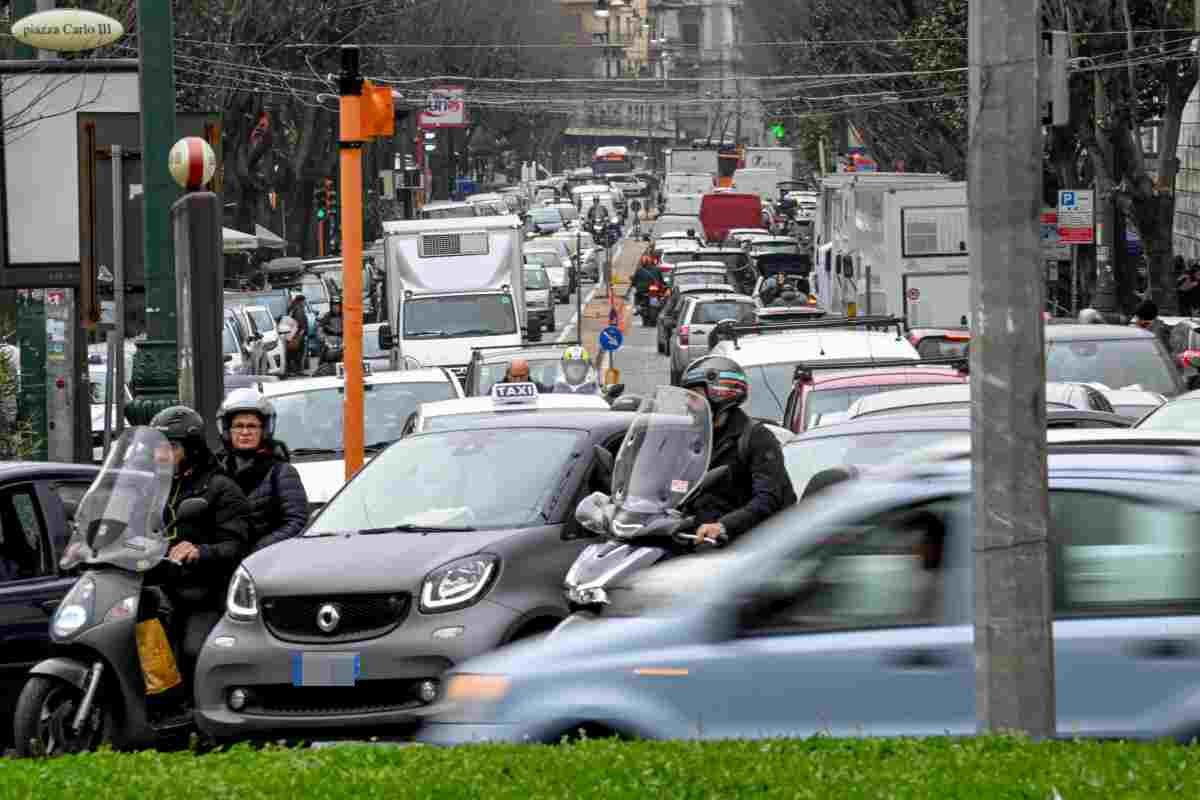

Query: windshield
left=1135, top=398, right=1200, bottom=431
left=274, top=381, right=457, bottom=453
left=307, top=429, right=583, bottom=531
left=611, top=387, right=712, bottom=515
left=784, top=430, right=962, bottom=497
left=744, top=363, right=797, bottom=423
left=662, top=251, right=701, bottom=265
left=524, top=251, right=562, bottom=268
left=422, top=205, right=476, bottom=220
left=525, top=269, right=549, bottom=289
left=62, top=427, right=173, bottom=572
left=243, top=293, right=287, bottom=320
left=530, top=209, right=563, bottom=224
left=752, top=244, right=801, bottom=257
left=402, top=295, right=518, bottom=339
left=693, top=301, right=756, bottom=325
left=474, top=357, right=562, bottom=395
left=248, top=308, right=274, bottom=336
left=1046, top=338, right=1180, bottom=396
left=673, top=272, right=727, bottom=289
left=806, top=383, right=953, bottom=429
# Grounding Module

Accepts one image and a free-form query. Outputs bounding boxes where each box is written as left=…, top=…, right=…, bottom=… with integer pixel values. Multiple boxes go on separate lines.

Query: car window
left=222, top=325, right=239, bottom=355
left=248, top=308, right=275, bottom=336
left=916, top=337, right=969, bottom=359
left=0, top=486, right=50, bottom=580
left=474, top=358, right=561, bottom=395
left=1046, top=338, right=1179, bottom=396
left=1051, top=491, right=1200, bottom=616
left=743, top=363, right=798, bottom=422
left=273, top=381, right=458, bottom=451
left=693, top=301, right=756, bottom=325
left=783, top=430, right=962, bottom=496
left=739, top=499, right=965, bottom=635
left=806, top=384, right=953, bottom=429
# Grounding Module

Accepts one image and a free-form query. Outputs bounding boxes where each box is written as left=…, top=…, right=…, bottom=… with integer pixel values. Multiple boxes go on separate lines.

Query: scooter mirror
left=592, top=444, right=615, bottom=483
left=575, top=491, right=611, bottom=535
left=175, top=497, right=210, bottom=523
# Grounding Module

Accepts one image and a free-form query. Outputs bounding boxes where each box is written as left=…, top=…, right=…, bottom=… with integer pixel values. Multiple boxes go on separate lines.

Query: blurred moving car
left=842, top=382, right=1119, bottom=421
left=417, top=430, right=1200, bottom=745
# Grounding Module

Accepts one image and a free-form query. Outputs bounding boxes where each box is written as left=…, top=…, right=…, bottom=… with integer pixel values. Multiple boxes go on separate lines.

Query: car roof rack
left=791, top=355, right=969, bottom=383
left=708, top=315, right=907, bottom=350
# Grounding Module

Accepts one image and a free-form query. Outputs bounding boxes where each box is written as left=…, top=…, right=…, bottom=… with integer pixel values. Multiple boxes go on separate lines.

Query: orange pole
left=318, top=219, right=325, bottom=257
left=340, top=97, right=365, bottom=479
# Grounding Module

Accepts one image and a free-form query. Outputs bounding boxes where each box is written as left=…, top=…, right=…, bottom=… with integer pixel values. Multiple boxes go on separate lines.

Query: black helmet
left=680, top=355, right=749, bottom=416
left=217, top=388, right=277, bottom=445
left=150, top=405, right=205, bottom=443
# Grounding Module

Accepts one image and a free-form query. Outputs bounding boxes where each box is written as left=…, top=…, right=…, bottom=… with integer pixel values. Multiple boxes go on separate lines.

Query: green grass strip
left=2, top=736, right=1200, bottom=799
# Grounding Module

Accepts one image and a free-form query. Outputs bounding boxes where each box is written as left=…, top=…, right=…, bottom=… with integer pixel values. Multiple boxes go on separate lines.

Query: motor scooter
left=554, top=387, right=728, bottom=636
left=638, top=281, right=666, bottom=327
left=12, top=427, right=209, bottom=756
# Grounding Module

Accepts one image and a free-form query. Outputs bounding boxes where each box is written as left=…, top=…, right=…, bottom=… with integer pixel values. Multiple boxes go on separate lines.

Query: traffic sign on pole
left=1057, top=190, right=1094, bottom=244
left=598, top=326, right=623, bottom=352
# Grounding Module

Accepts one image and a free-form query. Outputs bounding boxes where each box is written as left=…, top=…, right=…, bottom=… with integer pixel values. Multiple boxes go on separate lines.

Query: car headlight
left=226, top=565, right=259, bottom=621
left=53, top=577, right=95, bottom=638
left=445, top=673, right=511, bottom=703
left=420, top=555, right=499, bottom=613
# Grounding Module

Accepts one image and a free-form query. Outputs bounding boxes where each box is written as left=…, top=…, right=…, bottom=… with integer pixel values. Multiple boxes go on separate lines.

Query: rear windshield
left=422, top=205, right=476, bottom=220
left=693, top=301, right=756, bottom=325
left=916, top=337, right=970, bottom=359
left=1046, top=338, right=1180, bottom=396
left=806, top=383, right=952, bottom=429
left=530, top=209, right=563, bottom=224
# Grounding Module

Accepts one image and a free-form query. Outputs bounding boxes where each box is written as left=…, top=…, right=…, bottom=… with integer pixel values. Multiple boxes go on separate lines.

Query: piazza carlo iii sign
left=11, top=8, right=124, bottom=52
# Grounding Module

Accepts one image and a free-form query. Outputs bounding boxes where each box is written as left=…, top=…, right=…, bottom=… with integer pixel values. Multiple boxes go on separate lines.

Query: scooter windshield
left=61, top=427, right=174, bottom=572
left=611, top=386, right=712, bottom=515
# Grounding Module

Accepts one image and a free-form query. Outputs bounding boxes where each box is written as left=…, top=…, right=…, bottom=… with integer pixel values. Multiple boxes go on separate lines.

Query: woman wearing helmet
left=679, top=355, right=797, bottom=544
left=148, top=405, right=249, bottom=685
left=216, top=388, right=309, bottom=552
left=554, top=346, right=600, bottom=394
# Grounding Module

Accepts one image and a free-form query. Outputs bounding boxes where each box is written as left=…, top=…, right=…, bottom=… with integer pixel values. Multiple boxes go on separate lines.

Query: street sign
left=418, top=85, right=467, bottom=129
left=11, top=8, right=124, bottom=51
left=1057, top=190, right=1094, bottom=244
left=598, top=326, right=624, bottom=352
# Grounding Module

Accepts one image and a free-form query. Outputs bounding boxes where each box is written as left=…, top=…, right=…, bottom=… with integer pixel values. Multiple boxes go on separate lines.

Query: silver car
left=419, top=430, right=1200, bottom=745
left=668, top=293, right=757, bottom=382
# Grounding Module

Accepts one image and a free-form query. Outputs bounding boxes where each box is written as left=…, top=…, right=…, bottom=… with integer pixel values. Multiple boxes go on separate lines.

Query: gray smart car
left=194, top=410, right=633, bottom=740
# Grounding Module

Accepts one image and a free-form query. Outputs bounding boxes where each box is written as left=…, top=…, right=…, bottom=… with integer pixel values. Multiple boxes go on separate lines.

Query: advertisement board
left=418, top=86, right=466, bottom=129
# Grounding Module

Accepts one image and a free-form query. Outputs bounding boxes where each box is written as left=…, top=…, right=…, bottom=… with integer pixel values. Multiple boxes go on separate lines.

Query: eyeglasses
left=231, top=424, right=263, bottom=432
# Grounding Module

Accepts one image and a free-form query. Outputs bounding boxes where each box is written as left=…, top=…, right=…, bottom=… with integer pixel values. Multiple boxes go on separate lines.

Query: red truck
left=699, top=192, right=763, bottom=244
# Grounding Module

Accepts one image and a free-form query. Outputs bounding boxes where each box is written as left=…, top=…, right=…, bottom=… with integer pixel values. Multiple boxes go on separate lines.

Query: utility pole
left=127, top=0, right=179, bottom=424
left=968, top=0, right=1055, bottom=738
left=1091, top=72, right=1119, bottom=316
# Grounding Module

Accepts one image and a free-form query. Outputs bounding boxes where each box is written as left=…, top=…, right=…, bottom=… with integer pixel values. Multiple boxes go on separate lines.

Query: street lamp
left=594, top=0, right=609, bottom=18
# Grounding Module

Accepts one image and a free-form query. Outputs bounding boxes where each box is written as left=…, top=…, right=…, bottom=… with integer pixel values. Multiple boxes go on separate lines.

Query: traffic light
left=315, top=184, right=327, bottom=220
left=325, top=178, right=337, bottom=220
left=769, top=123, right=786, bottom=142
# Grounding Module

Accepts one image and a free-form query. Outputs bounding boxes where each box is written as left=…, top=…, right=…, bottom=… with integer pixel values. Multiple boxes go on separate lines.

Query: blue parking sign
left=1061, top=191, right=1075, bottom=208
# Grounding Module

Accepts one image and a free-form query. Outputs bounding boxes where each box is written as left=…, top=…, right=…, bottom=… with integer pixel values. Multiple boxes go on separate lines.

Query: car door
left=1048, top=485, right=1200, bottom=739
left=0, top=480, right=79, bottom=740
left=677, top=497, right=975, bottom=740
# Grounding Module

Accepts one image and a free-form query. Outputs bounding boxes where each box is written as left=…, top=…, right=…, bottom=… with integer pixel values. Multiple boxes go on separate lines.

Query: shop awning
left=223, top=227, right=258, bottom=254
left=255, top=224, right=287, bottom=250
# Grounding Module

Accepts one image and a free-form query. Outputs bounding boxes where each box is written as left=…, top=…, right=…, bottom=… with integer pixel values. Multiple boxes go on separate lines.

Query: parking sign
left=1057, top=190, right=1094, bottom=244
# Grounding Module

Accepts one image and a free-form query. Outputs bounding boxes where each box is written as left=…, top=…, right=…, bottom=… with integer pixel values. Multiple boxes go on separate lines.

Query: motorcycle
left=638, top=281, right=666, bottom=327
left=13, top=427, right=208, bottom=756
left=554, top=387, right=729, bottom=636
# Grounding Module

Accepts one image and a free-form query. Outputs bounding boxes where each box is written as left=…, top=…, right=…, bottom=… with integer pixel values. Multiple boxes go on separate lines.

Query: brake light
left=678, top=325, right=690, bottom=346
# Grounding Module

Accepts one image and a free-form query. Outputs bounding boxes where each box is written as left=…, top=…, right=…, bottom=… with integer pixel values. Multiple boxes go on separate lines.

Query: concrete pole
left=967, top=0, right=1056, bottom=737
left=111, top=146, right=126, bottom=438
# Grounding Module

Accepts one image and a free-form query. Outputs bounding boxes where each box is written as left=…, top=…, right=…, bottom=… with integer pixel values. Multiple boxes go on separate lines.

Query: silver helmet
left=217, top=387, right=276, bottom=442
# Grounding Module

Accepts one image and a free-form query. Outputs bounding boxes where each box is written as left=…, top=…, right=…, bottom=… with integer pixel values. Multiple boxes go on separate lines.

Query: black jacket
left=165, top=456, right=250, bottom=608
left=633, top=264, right=664, bottom=293
left=690, top=408, right=797, bottom=540
left=217, top=441, right=309, bottom=552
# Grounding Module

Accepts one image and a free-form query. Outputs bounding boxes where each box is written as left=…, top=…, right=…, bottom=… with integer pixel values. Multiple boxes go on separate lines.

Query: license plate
left=649, top=297, right=660, bottom=306
left=291, top=652, right=360, bottom=687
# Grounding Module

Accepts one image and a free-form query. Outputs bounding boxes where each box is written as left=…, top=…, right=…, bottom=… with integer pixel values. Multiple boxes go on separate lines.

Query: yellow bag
left=135, top=618, right=182, bottom=695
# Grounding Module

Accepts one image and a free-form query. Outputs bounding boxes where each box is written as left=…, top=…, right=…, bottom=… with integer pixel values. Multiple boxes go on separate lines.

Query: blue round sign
left=598, top=325, right=624, bottom=352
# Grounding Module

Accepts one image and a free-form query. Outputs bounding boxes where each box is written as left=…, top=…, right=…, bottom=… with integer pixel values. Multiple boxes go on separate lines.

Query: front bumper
left=194, top=599, right=523, bottom=739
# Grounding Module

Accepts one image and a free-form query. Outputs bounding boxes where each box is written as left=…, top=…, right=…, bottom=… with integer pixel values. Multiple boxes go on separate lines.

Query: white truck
left=743, top=147, right=806, bottom=182
left=812, top=173, right=969, bottom=328
left=667, top=148, right=719, bottom=175
left=664, top=172, right=713, bottom=196
left=730, top=168, right=779, bottom=204
left=379, top=215, right=527, bottom=383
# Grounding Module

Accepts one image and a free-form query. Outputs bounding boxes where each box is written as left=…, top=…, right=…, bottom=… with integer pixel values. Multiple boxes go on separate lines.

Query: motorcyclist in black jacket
left=149, top=405, right=250, bottom=686
left=679, top=355, right=797, bottom=544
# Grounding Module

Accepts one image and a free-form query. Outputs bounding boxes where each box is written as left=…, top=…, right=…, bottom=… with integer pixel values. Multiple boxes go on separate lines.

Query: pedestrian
left=1178, top=263, right=1200, bottom=316
left=1131, top=298, right=1173, bottom=352
left=215, top=389, right=309, bottom=553
left=285, top=294, right=308, bottom=376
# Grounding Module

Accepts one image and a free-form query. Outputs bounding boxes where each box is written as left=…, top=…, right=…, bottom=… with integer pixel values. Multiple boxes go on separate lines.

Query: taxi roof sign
left=492, top=381, right=539, bottom=406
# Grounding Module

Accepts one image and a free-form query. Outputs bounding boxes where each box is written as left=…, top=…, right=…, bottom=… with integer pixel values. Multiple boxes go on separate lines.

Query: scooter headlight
left=52, top=577, right=96, bottom=638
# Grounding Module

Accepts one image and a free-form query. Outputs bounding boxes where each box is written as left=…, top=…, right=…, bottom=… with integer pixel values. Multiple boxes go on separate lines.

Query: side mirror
left=604, top=383, right=625, bottom=401
left=378, top=323, right=395, bottom=351
left=574, top=490, right=611, bottom=535
left=223, top=354, right=234, bottom=363
left=175, top=497, right=209, bottom=523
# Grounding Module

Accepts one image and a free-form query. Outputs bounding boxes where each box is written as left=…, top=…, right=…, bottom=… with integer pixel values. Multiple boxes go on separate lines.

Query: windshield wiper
left=291, top=447, right=343, bottom=457
left=450, top=329, right=503, bottom=337
left=360, top=523, right=477, bottom=534
left=405, top=330, right=445, bottom=337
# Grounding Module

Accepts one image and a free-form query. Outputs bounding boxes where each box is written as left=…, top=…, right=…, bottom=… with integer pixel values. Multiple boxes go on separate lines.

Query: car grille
left=262, top=593, right=411, bottom=644
left=246, top=679, right=434, bottom=716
